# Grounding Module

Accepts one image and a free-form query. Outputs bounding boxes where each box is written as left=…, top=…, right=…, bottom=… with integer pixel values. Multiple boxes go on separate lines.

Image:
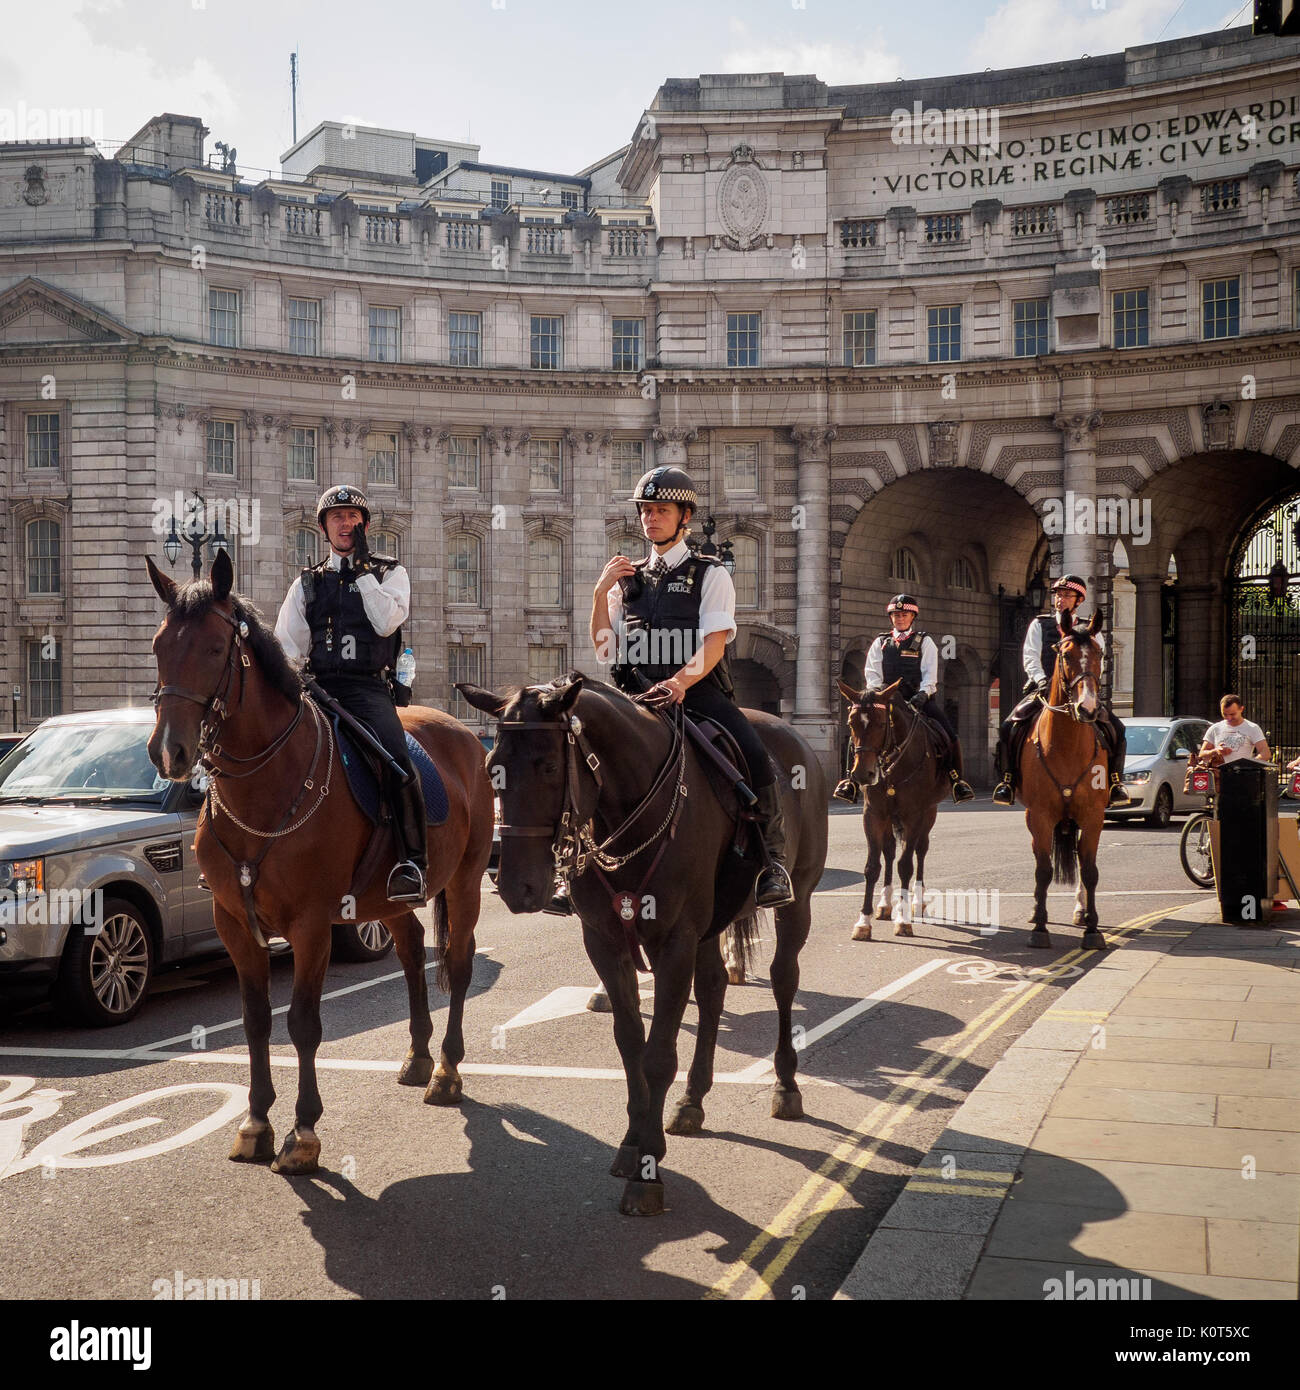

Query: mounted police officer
left=273, top=484, right=428, bottom=902
left=849, top=595, right=975, bottom=803
left=991, top=573, right=1131, bottom=809
left=591, top=465, right=795, bottom=908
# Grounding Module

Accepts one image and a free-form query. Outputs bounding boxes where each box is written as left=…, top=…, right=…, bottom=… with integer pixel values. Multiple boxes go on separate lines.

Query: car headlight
left=1123, top=771, right=1150, bottom=785
left=0, top=857, right=45, bottom=895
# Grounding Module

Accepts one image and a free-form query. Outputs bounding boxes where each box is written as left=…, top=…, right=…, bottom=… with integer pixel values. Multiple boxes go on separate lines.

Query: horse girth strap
left=1030, top=725, right=1100, bottom=803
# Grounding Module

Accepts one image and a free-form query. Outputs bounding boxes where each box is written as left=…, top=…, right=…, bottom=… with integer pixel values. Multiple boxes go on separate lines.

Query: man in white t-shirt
left=1199, top=694, right=1270, bottom=765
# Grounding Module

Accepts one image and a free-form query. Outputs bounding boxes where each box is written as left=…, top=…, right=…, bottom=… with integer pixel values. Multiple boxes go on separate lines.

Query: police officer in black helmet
left=592, top=466, right=795, bottom=908
left=274, top=485, right=428, bottom=902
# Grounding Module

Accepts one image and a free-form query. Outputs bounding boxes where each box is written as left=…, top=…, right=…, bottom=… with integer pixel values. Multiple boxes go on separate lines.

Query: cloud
left=968, top=0, right=1189, bottom=70
left=721, top=19, right=901, bottom=84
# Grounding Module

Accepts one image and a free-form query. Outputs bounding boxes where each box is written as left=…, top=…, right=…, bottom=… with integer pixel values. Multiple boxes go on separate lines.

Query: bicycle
left=1179, top=791, right=1215, bottom=888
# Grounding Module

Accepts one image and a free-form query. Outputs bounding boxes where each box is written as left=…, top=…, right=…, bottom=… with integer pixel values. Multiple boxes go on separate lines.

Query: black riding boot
left=947, top=744, right=975, bottom=803
left=387, top=773, right=429, bottom=903
left=1106, top=730, right=1133, bottom=809
left=753, top=782, right=795, bottom=907
left=992, top=729, right=1015, bottom=805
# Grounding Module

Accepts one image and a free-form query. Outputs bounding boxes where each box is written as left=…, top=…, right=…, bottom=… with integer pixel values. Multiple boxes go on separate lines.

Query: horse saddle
left=329, top=713, right=450, bottom=827
left=916, top=711, right=955, bottom=762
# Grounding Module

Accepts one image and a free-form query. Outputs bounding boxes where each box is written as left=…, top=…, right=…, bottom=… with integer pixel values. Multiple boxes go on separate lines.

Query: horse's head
left=1052, top=609, right=1104, bottom=723
left=458, top=672, right=587, bottom=914
left=837, top=678, right=896, bottom=786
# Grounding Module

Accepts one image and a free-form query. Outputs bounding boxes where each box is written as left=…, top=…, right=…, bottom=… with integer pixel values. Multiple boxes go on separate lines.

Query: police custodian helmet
left=629, top=466, right=697, bottom=512
left=1052, top=574, right=1088, bottom=600
left=316, top=484, right=371, bottom=530
left=887, top=593, right=920, bottom=615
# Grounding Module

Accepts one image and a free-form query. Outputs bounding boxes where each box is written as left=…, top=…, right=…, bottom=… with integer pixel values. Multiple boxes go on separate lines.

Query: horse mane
left=168, top=578, right=305, bottom=705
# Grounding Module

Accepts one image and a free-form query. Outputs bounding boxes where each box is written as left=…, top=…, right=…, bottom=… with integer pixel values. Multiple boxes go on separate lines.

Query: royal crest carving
left=717, top=145, right=768, bottom=252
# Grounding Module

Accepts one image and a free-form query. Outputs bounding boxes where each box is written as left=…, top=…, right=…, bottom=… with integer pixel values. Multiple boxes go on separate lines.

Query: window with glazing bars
left=528, top=535, right=563, bottom=607
left=368, top=306, right=400, bottom=362
left=1013, top=299, right=1050, bottom=357
left=449, top=645, right=485, bottom=720
left=26, top=519, right=60, bottom=594
left=448, top=436, right=481, bottom=489
left=531, top=315, right=563, bottom=369
left=609, top=440, right=644, bottom=493
left=449, top=312, right=481, bottom=366
left=287, top=426, right=317, bottom=481
left=612, top=318, right=644, bottom=371
left=1112, top=288, right=1148, bottom=348
left=1202, top=277, right=1239, bottom=340
left=727, top=312, right=761, bottom=367
left=927, top=305, right=961, bottom=362
left=447, top=535, right=482, bottom=605
left=528, top=437, right=562, bottom=491
left=724, top=442, right=759, bottom=495
left=843, top=310, right=877, bottom=366
left=366, top=432, right=398, bottom=485
left=287, top=298, right=319, bottom=355
left=25, top=413, right=59, bottom=469
left=206, top=419, right=236, bottom=475
left=27, top=638, right=62, bottom=719
left=209, top=288, right=239, bottom=346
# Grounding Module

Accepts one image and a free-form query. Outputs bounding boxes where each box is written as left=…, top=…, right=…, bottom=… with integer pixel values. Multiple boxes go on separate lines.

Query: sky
left=0, top=0, right=1258, bottom=180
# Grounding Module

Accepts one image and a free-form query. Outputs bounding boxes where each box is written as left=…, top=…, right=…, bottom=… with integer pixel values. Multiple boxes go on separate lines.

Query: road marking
left=815, top=888, right=1205, bottom=898
left=497, top=985, right=652, bottom=1033
left=705, top=901, right=1198, bottom=1301
left=730, top=957, right=951, bottom=1082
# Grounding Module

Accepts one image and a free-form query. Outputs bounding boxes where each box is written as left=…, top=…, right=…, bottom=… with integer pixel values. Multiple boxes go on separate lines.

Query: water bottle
left=396, top=648, right=416, bottom=688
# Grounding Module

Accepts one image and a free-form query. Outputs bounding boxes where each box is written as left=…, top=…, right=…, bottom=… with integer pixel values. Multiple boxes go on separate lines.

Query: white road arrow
left=500, top=984, right=653, bottom=1033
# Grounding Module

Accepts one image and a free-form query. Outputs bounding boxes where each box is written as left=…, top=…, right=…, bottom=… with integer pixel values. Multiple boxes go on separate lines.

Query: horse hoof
left=619, top=1180, right=666, bottom=1216
left=851, top=916, right=873, bottom=942
left=397, top=1053, right=433, bottom=1087
left=726, top=965, right=746, bottom=985
left=586, top=988, right=612, bottom=1013
left=1072, top=909, right=1087, bottom=927
left=610, top=1143, right=640, bottom=1179
left=228, top=1123, right=275, bottom=1164
left=771, top=1088, right=804, bottom=1121
left=1028, top=932, right=1053, bottom=949
left=666, top=1102, right=705, bottom=1136
left=894, top=922, right=914, bottom=937
left=874, top=906, right=892, bottom=922
left=423, top=1070, right=463, bottom=1106
left=1082, top=930, right=1107, bottom=951
left=270, top=1128, right=320, bottom=1176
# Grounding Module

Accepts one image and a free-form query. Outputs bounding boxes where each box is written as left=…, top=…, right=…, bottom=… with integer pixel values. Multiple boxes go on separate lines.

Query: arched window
left=947, top=556, right=975, bottom=590
left=26, top=518, right=61, bottom=595
left=288, top=526, right=318, bottom=572
left=371, top=530, right=400, bottom=561
left=730, top=533, right=759, bottom=608
left=448, top=533, right=482, bottom=606
left=528, top=534, right=563, bottom=608
left=611, top=528, right=644, bottom=559
left=890, top=547, right=919, bottom=583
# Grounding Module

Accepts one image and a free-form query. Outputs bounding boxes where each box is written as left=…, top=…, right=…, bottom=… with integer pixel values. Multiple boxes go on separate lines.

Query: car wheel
left=53, top=896, right=155, bottom=1027
left=1146, top=784, right=1173, bottom=829
left=331, top=920, right=394, bottom=963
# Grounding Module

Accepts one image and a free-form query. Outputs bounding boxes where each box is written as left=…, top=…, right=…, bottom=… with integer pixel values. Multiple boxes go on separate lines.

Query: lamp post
left=695, top=515, right=737, bottom=576
left=163, top=493, right=229, bottom=580
left=10, top=685, right=19, bottom=733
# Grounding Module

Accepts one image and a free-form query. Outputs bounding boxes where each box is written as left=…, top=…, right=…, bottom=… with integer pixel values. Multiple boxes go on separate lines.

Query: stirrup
left=1107, top=779, right=1133, bottom=809
left=543, top=888, right=575, bottom=917
left=952, top=779, right=975, bottom=803
left=992, top=780, right=1015, bottom=806
left=755, top=863, right=795, bottom=908
left=832, top=777, right=861, bottom=804
left=386, top=861, right=427, bottom=903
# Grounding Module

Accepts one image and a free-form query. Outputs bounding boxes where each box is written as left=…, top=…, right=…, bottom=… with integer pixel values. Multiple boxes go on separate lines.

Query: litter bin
left=1215, top=760, right=1279, bottom=924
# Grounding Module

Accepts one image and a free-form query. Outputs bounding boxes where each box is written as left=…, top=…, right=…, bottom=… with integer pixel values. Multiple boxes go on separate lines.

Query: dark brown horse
left=146, top=552, right=495, bottom=1173
left=1018, top=609, right=1108, bottom=950
left=837, top=679, right=948, bottom=942
left=458, top=674, right=828, bottom=1217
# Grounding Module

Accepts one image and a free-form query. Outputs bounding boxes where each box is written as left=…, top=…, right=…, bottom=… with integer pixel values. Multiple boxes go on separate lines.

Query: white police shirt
left=864, top=629, right=938, bottom=697
left=274, top=548, right=411, bottom=663
left=604, top=539, right=738, bottom=655
left=1024, top=615, right=1106, bottom=687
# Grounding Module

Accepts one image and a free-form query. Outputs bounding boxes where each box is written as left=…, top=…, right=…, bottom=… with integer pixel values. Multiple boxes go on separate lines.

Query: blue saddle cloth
left=329, top=714, right=449, bottom=826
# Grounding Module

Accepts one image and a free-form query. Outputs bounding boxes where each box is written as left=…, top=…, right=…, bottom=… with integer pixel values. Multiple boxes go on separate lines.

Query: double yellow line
left=705, top=903, right=1189, bottom=1301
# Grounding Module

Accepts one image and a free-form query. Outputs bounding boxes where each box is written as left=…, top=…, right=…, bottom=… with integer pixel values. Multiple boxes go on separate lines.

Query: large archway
left=839, top=470, right=1044, bottom=786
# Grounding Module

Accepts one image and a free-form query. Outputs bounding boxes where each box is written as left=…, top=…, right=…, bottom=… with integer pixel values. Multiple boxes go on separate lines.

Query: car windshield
left=0, top=722, right=169, bottom=802
left=1125, top=725, right=1172, bottom=757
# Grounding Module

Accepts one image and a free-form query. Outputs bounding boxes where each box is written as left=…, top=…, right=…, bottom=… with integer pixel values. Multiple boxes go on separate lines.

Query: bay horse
left=458, top=673, right=828, bottom=1217
left=837, top=680, right=948, bottom=942
left=146, top=552, right=495, bottom=1174
left=1017, top=609, right=1108, bottom=950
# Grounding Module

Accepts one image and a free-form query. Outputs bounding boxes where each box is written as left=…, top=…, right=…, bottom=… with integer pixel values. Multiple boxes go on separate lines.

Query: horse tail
left=1052, top=819, right=1079, bottom=885
left=725, top=910, right=763, bottom=982
left=433, top=889, right=451, bottom=992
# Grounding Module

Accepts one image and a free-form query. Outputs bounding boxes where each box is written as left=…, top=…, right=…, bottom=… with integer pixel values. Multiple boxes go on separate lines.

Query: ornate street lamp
left=694, top=514, right=737, bottom=574
left=163, top=492, right=229, bottom=581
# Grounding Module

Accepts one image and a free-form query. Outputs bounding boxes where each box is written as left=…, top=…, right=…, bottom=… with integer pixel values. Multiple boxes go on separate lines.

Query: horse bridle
left=492, top=698, right=687, bottom=889
left=847, top=694, right=923, bottom=786
left=151, top=602, right=304, bottom=772
left=1047, top=635, right=1100, bottom=723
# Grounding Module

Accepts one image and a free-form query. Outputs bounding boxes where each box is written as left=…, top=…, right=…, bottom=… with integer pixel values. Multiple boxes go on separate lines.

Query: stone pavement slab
left=837, top=901, right=1300, bottom=1301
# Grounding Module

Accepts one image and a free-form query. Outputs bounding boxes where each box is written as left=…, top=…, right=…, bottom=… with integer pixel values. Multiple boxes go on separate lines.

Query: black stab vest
left=615, top=553, right=734, bottom=696
left=302, top=558, right=401, bottom=677
left=1034, top=614, right=1061, bottom=684
left=877, top=629, right=929, bottom=696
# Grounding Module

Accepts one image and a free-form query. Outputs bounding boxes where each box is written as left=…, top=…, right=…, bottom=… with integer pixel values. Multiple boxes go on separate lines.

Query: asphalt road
left=0, top=798, right=1210, bottom=1301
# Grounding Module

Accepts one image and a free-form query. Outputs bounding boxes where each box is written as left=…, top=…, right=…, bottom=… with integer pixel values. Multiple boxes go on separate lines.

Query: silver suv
left=0, top=707, right=392, bottom=1027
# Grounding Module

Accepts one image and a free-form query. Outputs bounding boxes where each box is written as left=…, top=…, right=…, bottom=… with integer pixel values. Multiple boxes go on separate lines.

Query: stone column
left=790, top=425, right=837, bottom=772
left=1131, top=574, right=1166, bottom=715
left=650, top=426, right=697, bottom=469
left=1052, top=411, right=1103, bottom=603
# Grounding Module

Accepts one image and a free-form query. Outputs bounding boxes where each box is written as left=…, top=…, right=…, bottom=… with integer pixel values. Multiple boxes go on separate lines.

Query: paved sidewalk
left=837, top=899, right=1300, bottom=1301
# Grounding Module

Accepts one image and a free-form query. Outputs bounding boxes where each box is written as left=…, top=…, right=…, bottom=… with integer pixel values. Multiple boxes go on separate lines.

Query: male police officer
left=857, top=594, right=975, bottom=803
left=591, top=466, right=795, bottom=908
left=274, top=485, right=427, bottom=901
left=991, top=573, right=1131, bottom=809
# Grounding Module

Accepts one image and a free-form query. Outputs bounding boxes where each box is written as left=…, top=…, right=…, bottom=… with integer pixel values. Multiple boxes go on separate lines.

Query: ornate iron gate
left=1225, top=498, right=1300, bottom=775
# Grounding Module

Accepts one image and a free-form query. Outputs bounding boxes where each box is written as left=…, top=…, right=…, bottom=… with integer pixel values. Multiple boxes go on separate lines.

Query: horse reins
left=492, top=697, right=689, bottom=968
left=849, top=695, right=932, bottom=797
left=1031, top=635, right=1103, bottom=803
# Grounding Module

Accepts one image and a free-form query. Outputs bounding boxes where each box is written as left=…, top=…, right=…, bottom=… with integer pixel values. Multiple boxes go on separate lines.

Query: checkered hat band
left=888, top=600, right=920, bottom=614
left=640, top=488, right=694, bottom=502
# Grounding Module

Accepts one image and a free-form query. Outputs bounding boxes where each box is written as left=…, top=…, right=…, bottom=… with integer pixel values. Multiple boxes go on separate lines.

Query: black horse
left=458, top=673, right=828, bottom=1217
